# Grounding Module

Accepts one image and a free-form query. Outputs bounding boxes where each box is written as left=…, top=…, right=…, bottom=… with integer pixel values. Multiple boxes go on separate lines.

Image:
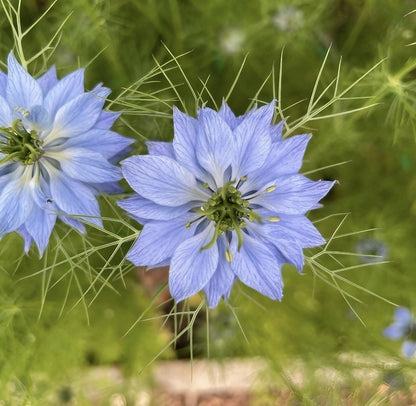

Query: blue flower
left=0, top=53, right=132, bottom=255
left=384, top=307, right=416, bottom=358
left=119, top=101, right=334, bottom=308
left=355, top=238, right=389, bottom=263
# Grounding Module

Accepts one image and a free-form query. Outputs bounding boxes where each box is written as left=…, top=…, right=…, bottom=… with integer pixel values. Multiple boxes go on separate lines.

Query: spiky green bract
left=119, top=100, right=334, bottom=308
left=0, top=52, right=132, bottom=255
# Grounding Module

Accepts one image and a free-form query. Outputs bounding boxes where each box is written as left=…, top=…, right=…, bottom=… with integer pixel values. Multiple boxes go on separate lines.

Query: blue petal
left=203, top=235, right=236, bottom=308
left=230, top=232, right=283, bottom=300
left=232, top=101, right=274, bottom=178
left=126, top=215, right=197, bottom=266
left=90, top=84, right=111, bottom=99
left=196, top=107, right=237, bottom=187
left=25, top=204, right=57, bottom=256
left=121, top=155, right=209, bottom=206
left=270, top=119, right=285, bottom=141
left=0, top=71, right=7, bottom=98
left=244, top=134, right=311, bottom=190
left=47, top=92, right=106, bottom=141
left=59, top=215, right=86, bottom=233
left=218, top=101, right=240, bottom=129
left=17, top=225, right=32, bottom=253
left=64, top=129, right=133, bottom=160
left=169, top=223, right=219, bottom=303
left=172, top=107, right=208, bottom=181
left=43, top=69, right=85, bottom=119
left=255, top=211, right=326, bottom=248
left=6, top=53, right=43, bottom=109
left=402, top=341, right=416, bottom=358
left=95, top=111, right=121, bottom=129
left=0, top=167, right=34, bottom=233
left=147, top=141, right=175, bottom=158
left=37, top=66, right=58, bottom=96
left=0, top=94, right=12, bottom=126
left=48, top=148, right=121, bottom=183
left=91, top=181, right=124, bottom=194
left=252, top=175, right=335, bottom=215
left=383, top=324, right=406, bottom=340
left=48, top=166, right=102, bottom=228
left=247, top=221, right=305, bottom=271
left=118, top=194, right=192, bottom=221
left=394, top=307, right=413, bottom=325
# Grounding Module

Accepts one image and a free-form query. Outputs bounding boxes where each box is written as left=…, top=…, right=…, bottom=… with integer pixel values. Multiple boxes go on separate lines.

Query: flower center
left=0, top=119, right=43, bottom=165
left=203, top=183, right=253, bottom=232
left=187, top=179, right=279, bottom=261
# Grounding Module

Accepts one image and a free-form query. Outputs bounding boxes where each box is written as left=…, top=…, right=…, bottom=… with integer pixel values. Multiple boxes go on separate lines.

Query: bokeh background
left=1, top=0, right=416, bottom=404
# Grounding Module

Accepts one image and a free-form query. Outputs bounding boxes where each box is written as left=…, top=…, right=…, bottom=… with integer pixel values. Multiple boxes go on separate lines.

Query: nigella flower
left=118, top=100, right=334, bottom=308
left=384, top=307, right=416, bottom=358
left=0, top=53, right=132, bottom=254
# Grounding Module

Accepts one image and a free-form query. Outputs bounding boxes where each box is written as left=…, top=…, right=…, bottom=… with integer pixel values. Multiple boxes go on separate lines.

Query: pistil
left=0, top=119, right=43, bottom=165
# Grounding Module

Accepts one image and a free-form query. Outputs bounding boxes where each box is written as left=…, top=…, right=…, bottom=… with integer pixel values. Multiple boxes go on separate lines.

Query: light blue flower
left=0, top=53, right=132, bottom=255
left=119, top=101, right=334, bottom=308
left=384, top=307, right=416, bottom=358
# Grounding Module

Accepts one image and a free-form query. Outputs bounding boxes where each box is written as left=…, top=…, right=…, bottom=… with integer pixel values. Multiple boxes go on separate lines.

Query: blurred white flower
left=273, top=6, right=304, bottom=32
left=220, top=28, right=245, bottom=55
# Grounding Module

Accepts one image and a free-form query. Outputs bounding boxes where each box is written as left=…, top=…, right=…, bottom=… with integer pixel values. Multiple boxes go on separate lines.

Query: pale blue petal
left=245, top=221, right=305, bottom=272
left=244, top=134, right=311, bottom=189
left=0, top=94, right=12, bottom=126
left=232, top=101, right=274, bottom=177
left=169, top=223, right=219, bottom=303
left=118, top=194, right=192, bottom=221
left=0, top=168, right=34, bottom=233
left=230, top=232, right=283, bottom=300
left=95, top=111, right=121, bottom=129
left=64, top=129, right=133, bottom=159
left=0, top=71, right=7, bottom=97
left=17, top=225, right=32, bottom=253
left=48, top=167, right=102, bottom=228
left=218, top=101, right=239, bottom=129
left=172, top=107, right=207, bottom=181
left=121, top=155, right=209, bottom=206
left=6, top=52, right=43, bottom=109
left=43, top=69, right=85, bottom=119
left=49, top=92, right=106, bottom=140
left=147, top=141, right=175, bottom=158
left=25, top=205, right=57, bottom=255
left=91, top=181, right=124, bottom=194
left=203, top=235, right=236, bottom=308
left=383, top=324, right=406, bottom=340
left=50, top=148, right=121, bottom=183
left=37, top=66, right=58, bottom=96
left=402, top=341, right=416, bottom=358
left=252, top=175, right=335, bottom=215
left=254, top=211, right=326, bottom=248
left=270, top=119, right=285, bottom=141
left=59, top=215, right=86, bottom=233
left=126, top=215, right=197, bottom=266
left=90, top=84, right=111, bottom=99
left=196, top=107, right=236, bottom=186
left=394, top=307, right=413, bottom=325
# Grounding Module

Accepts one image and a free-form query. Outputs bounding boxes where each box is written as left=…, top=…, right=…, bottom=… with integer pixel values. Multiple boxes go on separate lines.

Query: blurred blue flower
left=119, top=101, right=334, bottom=308
left=0, top=53, right=132, bottom=254
left=355, top=238, right=389, bottom=263
left=384, top=307, right=416, bottom=358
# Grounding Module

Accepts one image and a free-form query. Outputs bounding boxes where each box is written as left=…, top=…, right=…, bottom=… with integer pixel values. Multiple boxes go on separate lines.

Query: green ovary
left=202, top=183, right=251, bottom=233
left=0, top=119, right=43, bottom=165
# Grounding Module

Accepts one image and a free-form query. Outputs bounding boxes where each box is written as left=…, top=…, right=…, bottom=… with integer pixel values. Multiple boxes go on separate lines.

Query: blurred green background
left=1, top=0, right=416, bottom=404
